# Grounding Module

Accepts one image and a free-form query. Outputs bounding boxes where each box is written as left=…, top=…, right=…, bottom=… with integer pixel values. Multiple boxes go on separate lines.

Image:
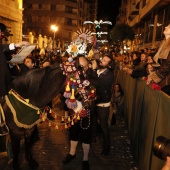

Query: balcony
left=65, top=10, right=77, bottom=15
left=135, top=0, right=141, bottom=9
left=129, top=4, right=139, bottom=15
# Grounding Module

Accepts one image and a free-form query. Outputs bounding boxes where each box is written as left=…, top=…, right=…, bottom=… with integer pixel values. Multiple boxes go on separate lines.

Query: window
left=65, top=6, right=72, bottom=14
left=51, top=5, right=56, bottom=11
left=142, top=0, right=146, bottom=8
left=164, top=6, right=170, bottom=25
left=56, top=5, right=65, bottom=12
left=156, top=10, right=164, bottom=40
left=39, top=4, right=42, bottom=9
left=66, top=18, right=72, bottom=25
left=143, top=17, right=154, bottom=43
left=27, top=4, right=32, bottom=9
left=80, top=2, right=83, bottom=8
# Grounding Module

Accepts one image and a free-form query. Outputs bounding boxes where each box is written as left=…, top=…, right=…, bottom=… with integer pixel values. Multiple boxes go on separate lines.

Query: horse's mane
left=11, top=64, right=63, bottom=99
left=10, top=60, right=88, bottom=107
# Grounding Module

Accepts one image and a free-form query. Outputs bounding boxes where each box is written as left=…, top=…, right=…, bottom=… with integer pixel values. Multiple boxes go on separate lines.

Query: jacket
left=149, top=52, right=170, bottom=87
left=0, top=44, right=12, bottom=97
left=86, top=68, right=114, bottom=104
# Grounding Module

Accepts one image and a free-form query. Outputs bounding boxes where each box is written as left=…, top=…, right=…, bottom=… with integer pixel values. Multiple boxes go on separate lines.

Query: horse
left=1, top=63, right=65, bottom=170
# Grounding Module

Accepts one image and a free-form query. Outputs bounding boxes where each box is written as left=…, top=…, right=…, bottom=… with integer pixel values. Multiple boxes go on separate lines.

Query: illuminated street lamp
left=51, top=25, right=58, bottom=49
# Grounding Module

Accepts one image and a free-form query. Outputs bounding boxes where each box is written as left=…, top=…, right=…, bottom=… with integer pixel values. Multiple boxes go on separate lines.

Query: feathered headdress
left=66, top=28, right=96, bottom=57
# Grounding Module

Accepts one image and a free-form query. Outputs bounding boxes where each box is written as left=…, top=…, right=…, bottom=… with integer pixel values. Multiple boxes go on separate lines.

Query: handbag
left=0, top=104, right=9, bottom=136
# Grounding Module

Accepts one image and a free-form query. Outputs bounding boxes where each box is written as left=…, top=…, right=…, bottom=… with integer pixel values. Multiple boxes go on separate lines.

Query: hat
left=0, top=23, right=6, bottom=32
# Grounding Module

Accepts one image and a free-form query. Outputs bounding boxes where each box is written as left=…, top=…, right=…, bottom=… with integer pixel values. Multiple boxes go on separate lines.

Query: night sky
left=98, top=0, right=121, bottom=26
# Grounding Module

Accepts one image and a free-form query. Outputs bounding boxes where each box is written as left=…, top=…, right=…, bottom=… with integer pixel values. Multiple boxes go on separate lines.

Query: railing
left=116, top=70, right=170, bottom=170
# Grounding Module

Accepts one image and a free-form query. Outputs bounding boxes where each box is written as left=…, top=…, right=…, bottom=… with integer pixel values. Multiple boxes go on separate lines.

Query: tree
left=109, top=24, right=134, bottom=44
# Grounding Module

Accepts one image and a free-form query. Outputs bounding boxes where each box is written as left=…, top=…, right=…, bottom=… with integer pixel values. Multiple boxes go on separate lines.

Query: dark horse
left=2, top=63, right=65, bottom=170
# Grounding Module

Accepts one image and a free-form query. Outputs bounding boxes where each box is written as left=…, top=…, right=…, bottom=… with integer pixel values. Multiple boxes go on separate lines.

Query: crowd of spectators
left=3, top=24, right=170, bottom=169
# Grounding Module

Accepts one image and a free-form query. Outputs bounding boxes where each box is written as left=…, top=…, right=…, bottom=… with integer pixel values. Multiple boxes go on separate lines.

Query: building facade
left=0, top=0, right=23, bottom=44
left=116, top=0, right=170, bottom=50
left=23, top=0, right=98, bottom=47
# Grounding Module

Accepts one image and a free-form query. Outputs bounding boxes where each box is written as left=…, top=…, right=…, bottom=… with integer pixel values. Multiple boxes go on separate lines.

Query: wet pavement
left=0, top=96, right=138, bottom=170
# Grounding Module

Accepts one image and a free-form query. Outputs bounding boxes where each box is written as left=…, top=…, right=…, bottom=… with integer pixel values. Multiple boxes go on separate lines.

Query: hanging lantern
left=63, top=82, right=71, bottom=98
left=65, top=124, right=68, bottom=129
left=55, top=125, right=59, bottom=129
left=66, top=84, right=77, bottom=109
left=68, top=117, right=71, bottom=122
left=77, top=115, right=80, bottom=120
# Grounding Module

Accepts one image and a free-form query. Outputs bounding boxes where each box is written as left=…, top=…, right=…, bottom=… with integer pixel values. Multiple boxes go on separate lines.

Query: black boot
left=63, top=154, right=76, bottom=164
left=82, top=161, right=90, bottom=170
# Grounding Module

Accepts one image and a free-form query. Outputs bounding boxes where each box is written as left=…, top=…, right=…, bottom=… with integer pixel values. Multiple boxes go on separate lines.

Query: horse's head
left=11, top=63, right=65, bottom=108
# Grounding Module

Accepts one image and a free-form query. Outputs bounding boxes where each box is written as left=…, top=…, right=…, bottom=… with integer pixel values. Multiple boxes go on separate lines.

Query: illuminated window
left=39, top=4, right=42, bottom=9
left=51, top=5, right=56, bottom=10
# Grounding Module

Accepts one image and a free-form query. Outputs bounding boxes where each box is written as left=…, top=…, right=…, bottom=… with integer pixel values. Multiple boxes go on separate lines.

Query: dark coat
left=154, top=52, right=170, bottom=88
left=86, top=68, right=114, bottom=104
left=10, top=63, right=29, bottom=78
left=0, top=44, right=12, bottom=97
left=131, top=61, right=148, bottom=78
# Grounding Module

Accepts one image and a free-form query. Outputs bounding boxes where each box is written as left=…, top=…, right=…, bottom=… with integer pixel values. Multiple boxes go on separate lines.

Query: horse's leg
left=30, top=125, right=40, bottom=144
left=10, top=132, right=22, bottom=170
left=24, top=126, right=39, bottom=169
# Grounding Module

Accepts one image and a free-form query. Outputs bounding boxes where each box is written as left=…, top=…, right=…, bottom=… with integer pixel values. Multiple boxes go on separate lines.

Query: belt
left=97, top=102, right=110, bottom=107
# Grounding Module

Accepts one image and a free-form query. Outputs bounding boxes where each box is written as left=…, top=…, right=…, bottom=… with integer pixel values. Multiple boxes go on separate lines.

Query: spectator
left=42, top=59, right=51, bottom=68
left=10, top=56, right=35, bottom=80
left=145, top=54, right=156, bottom=75
left=0, top=22, right=29, bottom=102
left=109, top=83, right=124, bottom=127
left=132, top=52, right=141, bottom=67
left=112, top=83, right=124, bottom=114
left=123, top=52, right=148, bottom=78
left=33, top=49, right=41, bottom=68
left=147, top=24, right=170, bottom=92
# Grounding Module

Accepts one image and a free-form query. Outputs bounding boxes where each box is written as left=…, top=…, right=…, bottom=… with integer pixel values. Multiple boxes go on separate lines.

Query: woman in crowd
left=109, top=83, right=124, bottom=127
left=123, top=52, right=148, bottom=78
left=147, top=24, right=170, bottom=93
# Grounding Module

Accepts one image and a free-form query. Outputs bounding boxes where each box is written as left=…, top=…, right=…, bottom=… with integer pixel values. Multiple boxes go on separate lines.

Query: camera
left=153, top=136, right=170, bottom=160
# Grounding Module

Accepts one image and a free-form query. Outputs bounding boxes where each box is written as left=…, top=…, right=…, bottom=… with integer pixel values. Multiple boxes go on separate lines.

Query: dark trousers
left=92, top=106, right=110, bottom=152
left=69, top=116, right=92, bottom=144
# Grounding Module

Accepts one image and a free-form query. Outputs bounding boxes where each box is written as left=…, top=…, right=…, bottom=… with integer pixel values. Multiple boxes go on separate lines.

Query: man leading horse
left=0, top=22, right=29, bottom=103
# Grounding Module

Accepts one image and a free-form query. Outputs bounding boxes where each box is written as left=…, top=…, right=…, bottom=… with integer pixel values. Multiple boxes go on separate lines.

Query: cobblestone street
left=0, top=96, right=138, bottom=170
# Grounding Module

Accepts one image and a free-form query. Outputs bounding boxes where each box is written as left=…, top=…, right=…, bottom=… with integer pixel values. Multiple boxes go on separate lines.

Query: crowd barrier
left=116, top=70, right=170, bottom=170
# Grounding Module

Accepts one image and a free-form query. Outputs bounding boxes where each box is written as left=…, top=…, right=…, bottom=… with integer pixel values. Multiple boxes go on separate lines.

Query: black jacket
left=0, top=44, right=12, bottom=97
left=86, top=68, right=114, bottom=104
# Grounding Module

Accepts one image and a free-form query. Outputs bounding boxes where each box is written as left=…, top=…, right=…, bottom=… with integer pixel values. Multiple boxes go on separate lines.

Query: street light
left=51, top=25, right=58, bottom=49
